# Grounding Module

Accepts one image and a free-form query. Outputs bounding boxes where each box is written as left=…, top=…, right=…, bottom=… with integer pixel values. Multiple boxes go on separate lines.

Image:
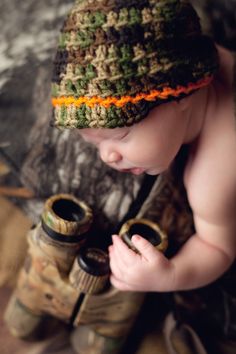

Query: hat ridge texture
left=52, top=0, right=218, bottom=129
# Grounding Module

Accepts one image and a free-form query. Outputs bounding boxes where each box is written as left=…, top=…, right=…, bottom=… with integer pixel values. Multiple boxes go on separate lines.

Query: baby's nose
left=100, top=150, right=122, bottom=164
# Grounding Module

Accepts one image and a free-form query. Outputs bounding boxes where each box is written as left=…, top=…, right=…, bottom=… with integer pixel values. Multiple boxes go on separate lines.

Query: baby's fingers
left=112, top=234, right=138, bottom=265
left=109, top=245, right=125, bottom=279
left=131, top=235, right=160, bottom=261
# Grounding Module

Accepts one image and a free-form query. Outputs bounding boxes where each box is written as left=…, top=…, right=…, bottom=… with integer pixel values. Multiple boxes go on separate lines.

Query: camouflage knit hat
left=51, top=0, right=218, bottom=129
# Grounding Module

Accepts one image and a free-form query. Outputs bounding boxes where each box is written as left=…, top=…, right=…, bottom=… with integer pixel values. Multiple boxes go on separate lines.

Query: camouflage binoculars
left=5, top=194, right=168, bottom=354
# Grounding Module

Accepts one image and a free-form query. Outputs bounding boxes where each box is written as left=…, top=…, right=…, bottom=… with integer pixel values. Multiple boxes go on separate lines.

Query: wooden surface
left=0, top=197, right=31, bottom=287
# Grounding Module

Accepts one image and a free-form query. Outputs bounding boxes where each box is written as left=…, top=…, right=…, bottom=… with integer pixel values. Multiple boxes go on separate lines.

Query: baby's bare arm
left=170, top=223, right=235, bottom=290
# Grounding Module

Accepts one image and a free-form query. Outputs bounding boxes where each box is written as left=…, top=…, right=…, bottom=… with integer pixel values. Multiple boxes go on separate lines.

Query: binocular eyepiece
left=119, top=218, right=168, bottom=254
left=41, top=193, right=93, bottom=240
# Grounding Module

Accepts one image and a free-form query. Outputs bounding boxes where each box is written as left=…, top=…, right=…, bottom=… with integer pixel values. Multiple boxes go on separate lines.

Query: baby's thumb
left=131, top=234, right=158, bottom=260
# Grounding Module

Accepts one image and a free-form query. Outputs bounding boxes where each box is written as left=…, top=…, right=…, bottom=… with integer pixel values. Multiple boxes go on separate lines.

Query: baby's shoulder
left=184, top=81, right=236, bottom=223
left=215, top=46, right=234, bottom=88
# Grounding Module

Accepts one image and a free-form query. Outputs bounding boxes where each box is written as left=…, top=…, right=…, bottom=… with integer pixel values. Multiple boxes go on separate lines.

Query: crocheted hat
left=51, top=0, right=218, bottom=129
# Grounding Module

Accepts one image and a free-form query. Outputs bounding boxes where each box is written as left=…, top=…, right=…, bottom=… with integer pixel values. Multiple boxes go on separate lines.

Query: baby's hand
left=108, top=234, right=175, bottom=292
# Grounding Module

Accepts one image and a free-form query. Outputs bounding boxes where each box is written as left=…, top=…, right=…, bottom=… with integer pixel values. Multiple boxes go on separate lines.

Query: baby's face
left=79, top=101, right=189, bottom=175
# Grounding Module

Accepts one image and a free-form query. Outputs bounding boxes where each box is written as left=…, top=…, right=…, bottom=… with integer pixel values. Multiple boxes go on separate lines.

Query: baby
left=51, top=0, right=236, bottom=292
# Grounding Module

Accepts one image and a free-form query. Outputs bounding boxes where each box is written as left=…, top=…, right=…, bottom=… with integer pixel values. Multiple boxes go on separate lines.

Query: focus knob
left=69, top=248, right=110, bottom=294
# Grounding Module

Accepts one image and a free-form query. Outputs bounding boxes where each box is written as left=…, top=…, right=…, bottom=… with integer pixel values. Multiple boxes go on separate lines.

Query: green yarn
left=129, top=8, right=142, bottom=25
left=58, top=33, right=70, bottom=49
left=99, top=80, right=114, bottom=96
left=76, top=105, right=90, bottom=128
left=120, top=45, right=133, bottom=63
left=74, top=79, right=88, bottom=96
left=121, top=62, right=136, bottom=78
left=114, top=79, right=128, bottom=96
left=60, top=106, right=67, bottom=126
left=85, top=64, right=96, bottom=80
left=89, top=11, right=106, bottom=29
left=77, top=30, right=94, bottom=49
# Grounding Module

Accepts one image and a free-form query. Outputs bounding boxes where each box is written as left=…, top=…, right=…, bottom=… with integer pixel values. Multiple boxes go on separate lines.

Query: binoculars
left=4, top=194, right=168, bottom=354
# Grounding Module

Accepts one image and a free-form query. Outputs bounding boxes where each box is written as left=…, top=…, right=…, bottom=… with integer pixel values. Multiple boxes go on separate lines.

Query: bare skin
left=79, top=47, right=236, bottom=292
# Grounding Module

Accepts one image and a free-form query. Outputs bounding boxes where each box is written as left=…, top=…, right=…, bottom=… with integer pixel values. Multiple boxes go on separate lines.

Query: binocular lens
left=127, top=223, right=161, bottom=246
left=52, top=199, right=85, bottom=222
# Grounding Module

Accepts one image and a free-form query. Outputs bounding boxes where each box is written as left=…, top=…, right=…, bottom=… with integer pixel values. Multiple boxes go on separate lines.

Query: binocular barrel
left=40, top=194, right=93, bottom=275
left=4, top=194, right=95, bottom=338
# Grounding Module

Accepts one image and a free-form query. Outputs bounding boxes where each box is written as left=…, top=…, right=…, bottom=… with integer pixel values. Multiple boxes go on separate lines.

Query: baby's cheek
left=124, top=142, right=163, bottom=165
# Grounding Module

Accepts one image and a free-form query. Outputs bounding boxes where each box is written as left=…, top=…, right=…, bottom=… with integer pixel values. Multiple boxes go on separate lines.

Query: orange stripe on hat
left=52, top=76, right=213, bottom=109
